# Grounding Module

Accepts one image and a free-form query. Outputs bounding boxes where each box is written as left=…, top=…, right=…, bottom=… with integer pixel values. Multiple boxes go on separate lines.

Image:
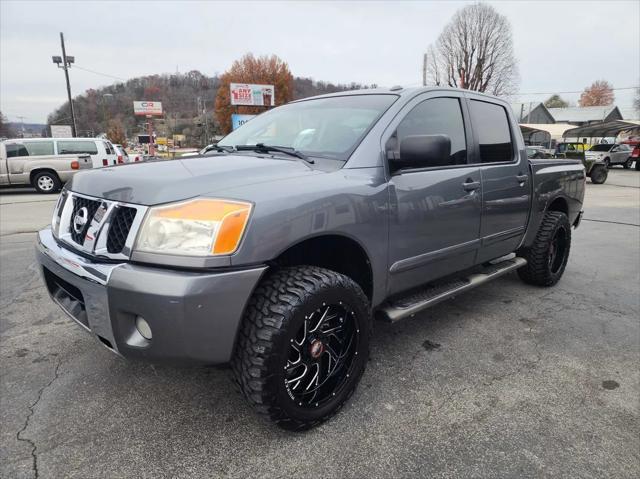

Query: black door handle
left=516, top=174, right=528, bottom=183
left=462, top=180, right=481, bottom=191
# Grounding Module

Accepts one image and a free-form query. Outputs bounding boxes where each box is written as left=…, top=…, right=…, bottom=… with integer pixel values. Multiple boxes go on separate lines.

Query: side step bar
left=378, top=257, right=527, bottom=323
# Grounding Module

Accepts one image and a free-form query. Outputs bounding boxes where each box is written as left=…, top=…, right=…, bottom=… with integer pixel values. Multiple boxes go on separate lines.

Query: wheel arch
left=270, top=233, right=374, bottom=301
left=29, top=168, right=60, bottom=184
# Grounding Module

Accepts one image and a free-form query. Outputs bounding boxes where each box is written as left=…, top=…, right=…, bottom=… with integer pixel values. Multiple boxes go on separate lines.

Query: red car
left=622, top=140, right=640, bottom=170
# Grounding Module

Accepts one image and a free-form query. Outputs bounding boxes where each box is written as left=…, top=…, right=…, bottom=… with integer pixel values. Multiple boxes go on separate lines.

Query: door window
left=5, top=143, right=29, bottom=158
left=57, top=140, right=98, bottom=155
left=24, top=141, right=54, bottom=156
left=390, top=97, right=467, bottom=167
left=469, top=100, right=514, bottom=163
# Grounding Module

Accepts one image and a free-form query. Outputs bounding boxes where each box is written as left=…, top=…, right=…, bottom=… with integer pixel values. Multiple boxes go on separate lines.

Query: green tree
left=544, top=94, right=568, bottom=108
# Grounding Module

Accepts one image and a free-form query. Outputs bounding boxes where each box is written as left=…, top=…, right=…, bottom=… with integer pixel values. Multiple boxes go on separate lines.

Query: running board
left=378, top=257, right=527, bottom=323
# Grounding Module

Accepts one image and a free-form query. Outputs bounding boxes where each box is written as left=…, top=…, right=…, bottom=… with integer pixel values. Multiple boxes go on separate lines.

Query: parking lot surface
left=1, top=170, right=639, bottom=478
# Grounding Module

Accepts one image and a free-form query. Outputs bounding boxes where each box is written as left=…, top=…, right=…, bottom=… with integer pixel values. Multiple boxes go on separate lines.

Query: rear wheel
left=32, top=171, right=61, bottom=194
left=517, top=211, right=571, bottom=287
left=623, top=158, right=632, bottom=169
left=590, top=165, right=608, bottom=184
left=232, top=266, right=371, bottom=431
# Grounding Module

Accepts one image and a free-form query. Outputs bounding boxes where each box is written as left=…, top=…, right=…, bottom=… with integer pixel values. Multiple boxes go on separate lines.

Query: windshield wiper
left=235, top=143, right=314, bottom=164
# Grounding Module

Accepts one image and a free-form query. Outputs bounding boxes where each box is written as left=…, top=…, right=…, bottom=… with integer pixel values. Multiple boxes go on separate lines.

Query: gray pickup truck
left=36, top=87, right=585, bottom=430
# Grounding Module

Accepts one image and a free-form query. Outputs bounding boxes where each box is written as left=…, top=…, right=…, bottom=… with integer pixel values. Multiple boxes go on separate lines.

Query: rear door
left=385, top=91, right=482, bottom=295
left=465, top=95, right=531, bottom=263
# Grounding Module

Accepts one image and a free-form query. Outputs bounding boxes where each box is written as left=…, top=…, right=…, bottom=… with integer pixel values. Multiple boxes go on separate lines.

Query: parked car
left=586, top=143, right=633, bottom=169
left=0, top=139, right=92, bottom=193
left=3, top=137, right=118, bottom=168
left=112, top=144, right=130, bottom=164
left=526, top=146, right=545, bottom=159
left=621, top=140, right=640, bottom=170
left=554, top=142, right=608, bottom=184
left=35, top=87, right=585, bottom=430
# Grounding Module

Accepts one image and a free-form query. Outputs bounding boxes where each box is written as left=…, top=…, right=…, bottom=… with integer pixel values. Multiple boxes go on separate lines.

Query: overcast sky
left=1, top=0, right=638, bottom=123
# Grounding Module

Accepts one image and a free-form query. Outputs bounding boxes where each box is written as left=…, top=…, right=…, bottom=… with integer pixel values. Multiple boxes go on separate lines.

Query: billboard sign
left=133, top=101, right=163, bottom=116
left=230, top=83, right=274, bottom=106
left=231, top=114, right=256, bottom=130
left=50, top=125, right=73, bottom=138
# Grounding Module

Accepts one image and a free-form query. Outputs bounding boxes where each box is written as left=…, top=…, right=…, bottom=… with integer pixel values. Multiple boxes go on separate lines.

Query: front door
left=386, top=94, right=482, bottom=296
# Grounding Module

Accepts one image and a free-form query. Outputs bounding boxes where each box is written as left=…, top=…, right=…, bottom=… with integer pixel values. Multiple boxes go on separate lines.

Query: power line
left=518, top=86, right=638, bottom=95
left=73, top=65, right=128, bottom=82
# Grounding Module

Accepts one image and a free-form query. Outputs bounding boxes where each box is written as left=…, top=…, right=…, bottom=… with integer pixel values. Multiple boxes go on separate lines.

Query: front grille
left=107, top=206, right=137, bottom=253
left=70, top=196, right=101, bottom=244
left=55, top=191, right=146, bottom=259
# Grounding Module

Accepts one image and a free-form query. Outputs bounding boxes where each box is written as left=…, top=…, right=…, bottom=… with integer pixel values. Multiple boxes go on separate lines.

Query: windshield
left=589, top=144, right=612, bottom=151
left=219, top=94, right=398, bottom=161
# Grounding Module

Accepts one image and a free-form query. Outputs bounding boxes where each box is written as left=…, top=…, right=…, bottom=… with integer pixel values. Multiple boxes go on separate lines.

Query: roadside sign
left=50, top=125, right=73, bottom=138
left=133, top=101, right=163, bottom=116
left=156, top=137, right=168, bottom=145
left=230, top=83, right=274, bottom=106
left=232, top=114, right=256, bottom=130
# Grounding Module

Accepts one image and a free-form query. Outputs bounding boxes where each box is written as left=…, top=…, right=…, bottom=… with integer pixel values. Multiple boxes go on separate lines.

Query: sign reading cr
left=133, top=101, right=163, bottom=116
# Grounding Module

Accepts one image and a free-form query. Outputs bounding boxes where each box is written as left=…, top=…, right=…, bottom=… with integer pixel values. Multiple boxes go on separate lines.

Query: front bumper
left=36, top=228, right=267, bottom=364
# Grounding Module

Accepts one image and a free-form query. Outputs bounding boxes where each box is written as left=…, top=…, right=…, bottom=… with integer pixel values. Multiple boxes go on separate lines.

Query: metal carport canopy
left=562, top=120, right=640, bottom=138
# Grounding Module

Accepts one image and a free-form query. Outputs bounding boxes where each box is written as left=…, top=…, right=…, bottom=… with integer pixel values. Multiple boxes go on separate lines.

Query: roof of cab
left=291, top=85, right=505, bottom=103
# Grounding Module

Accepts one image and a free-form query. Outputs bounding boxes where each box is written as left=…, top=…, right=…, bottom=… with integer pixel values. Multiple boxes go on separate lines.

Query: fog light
left=135, top=316, right=152, bottom=340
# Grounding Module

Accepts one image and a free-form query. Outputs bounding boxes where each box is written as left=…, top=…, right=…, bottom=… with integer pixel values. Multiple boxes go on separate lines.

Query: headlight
left=135, top=198, right=252, bottom=256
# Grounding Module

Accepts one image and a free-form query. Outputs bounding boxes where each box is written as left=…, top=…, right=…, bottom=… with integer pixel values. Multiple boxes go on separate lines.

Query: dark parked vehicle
left=555, top=142, right=608, bottom=184
left=36, top=87, right=585, bottom=430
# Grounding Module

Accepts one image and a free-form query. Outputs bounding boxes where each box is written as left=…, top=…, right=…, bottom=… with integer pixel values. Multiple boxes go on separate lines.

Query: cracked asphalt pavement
left=1, top=170, right=639, bottom=478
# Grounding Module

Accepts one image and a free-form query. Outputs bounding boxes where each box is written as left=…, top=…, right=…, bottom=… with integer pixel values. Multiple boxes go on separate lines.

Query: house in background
left=547, top=105, right=623, bottom=126
left=510, top=102, right=554, bottom=124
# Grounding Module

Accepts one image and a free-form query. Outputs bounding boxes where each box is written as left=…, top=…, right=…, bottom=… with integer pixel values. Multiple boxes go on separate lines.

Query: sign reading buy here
left=230, top=83, right=275, bottom=106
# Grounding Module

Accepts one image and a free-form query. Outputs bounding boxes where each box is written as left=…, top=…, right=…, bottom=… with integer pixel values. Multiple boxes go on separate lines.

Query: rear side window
left=104, top=141, right=114, bottom=155
left=392, top=97, right=467, bottom=166
left=469, top=100, right=514, bottom=163
left=24, top=141, right=54, bottom=156
left=57, top=140, right=98, bottom=155
left=5, top=143, right=29, bottom=158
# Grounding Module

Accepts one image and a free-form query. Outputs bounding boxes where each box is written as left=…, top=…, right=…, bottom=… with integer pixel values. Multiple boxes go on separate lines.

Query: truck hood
left=67, top=154, right=321, bottom=205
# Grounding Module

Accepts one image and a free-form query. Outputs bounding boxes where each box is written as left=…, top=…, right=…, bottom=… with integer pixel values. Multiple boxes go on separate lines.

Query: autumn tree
left=544, top=94, right=568, bottom=108
left=425, top=2, right=519, bottom=96
left=214, top=53, right=294, bottom=134
left=0, top=111, right=16, bottom=138
left=106, top=119, right=127, bottom=146
left=579, top=80, right=614, bottom=107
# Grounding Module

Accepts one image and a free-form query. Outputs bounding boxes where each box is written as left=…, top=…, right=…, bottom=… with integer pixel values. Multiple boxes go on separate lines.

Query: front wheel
left=590, top=165, right=608, bottom=184
left=517, top=211, right=571, bottom=287
left=232, top=266, right=371, bottom=431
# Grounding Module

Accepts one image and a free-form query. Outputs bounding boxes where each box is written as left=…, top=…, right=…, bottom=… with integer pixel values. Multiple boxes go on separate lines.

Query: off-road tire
left=232, top=266, right=371, bottom=431
left=517, top=211, right=571, bottom=287
left=590, top=165, right=608, bottom=184
left=32, top=171, right=61, bottom=194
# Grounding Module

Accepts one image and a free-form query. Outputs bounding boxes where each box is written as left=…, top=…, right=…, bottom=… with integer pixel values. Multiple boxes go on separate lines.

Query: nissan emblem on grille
left=73, top=207, right=89, bottom=234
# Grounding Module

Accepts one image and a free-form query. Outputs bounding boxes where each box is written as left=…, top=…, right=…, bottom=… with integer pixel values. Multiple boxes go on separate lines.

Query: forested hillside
left=46, top=71, right=375, bottom=145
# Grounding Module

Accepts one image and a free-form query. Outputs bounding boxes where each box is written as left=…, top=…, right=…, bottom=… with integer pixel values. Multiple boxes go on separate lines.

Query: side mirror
left=395, top=134, right=451, bottom=168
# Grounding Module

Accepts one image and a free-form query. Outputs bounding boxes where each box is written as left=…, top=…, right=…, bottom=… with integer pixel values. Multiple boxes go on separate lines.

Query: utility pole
left=422, top=53, right=428, bottom=87
left=16, top=115, right=26, bottom=137
left=52, top=32, right=77, bottom=137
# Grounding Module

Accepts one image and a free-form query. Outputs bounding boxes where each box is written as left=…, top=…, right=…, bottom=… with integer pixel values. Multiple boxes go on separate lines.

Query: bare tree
left=425, top=3, right=519, bottom=96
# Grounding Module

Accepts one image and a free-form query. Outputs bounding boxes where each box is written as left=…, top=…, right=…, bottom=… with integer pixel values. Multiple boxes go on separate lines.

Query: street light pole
left=53, top=32, right=78, bottom=137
